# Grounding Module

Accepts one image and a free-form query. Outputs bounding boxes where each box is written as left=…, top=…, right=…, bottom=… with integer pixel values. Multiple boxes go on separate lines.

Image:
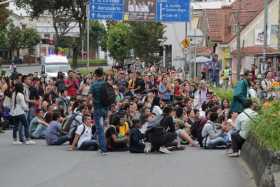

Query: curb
left=241, top=135, right=280, bottom=187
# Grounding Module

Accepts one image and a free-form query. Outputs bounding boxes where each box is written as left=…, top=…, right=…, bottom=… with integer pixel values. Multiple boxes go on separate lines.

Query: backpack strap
left=243, top=110, right=257, bottom=124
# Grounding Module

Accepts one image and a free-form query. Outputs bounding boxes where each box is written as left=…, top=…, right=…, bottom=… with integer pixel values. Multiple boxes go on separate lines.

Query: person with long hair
left=11, top=83, right=35, bottom=144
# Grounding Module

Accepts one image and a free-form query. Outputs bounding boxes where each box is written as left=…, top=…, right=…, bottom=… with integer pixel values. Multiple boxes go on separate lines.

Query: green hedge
left=250, top=101, right=280, bottom=151
left=70, top=59, right=107, bottom=66
left=211, top=87, right=233, bottom=103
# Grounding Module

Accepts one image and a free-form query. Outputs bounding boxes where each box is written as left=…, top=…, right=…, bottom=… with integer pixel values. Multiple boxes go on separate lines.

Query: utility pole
left=277, top=0, right=280, bottom=51
left=236, top=0, right=242, bottom=81
left=87, top=2, right=90, bottom=68
left=263, top=0, right=268, bottom=68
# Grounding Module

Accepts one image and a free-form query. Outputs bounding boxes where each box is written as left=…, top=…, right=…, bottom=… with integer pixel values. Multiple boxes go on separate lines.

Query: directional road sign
left=90, top=0, right=124, bottom=21
left=156, top=0, right=190, bottom=22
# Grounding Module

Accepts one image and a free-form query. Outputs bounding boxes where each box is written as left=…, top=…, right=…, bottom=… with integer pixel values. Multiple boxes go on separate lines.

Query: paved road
left=2, top=65, right=41, bottom=75
left=0, top=131, right=255, bottom=187
left=1, top=64, right=111, bottom=76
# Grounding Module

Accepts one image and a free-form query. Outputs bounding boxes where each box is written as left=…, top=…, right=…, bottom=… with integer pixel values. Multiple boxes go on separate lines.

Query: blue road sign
left=90, top=0, right=124, bottom=21
left=156, top=0, right=190, bottom=22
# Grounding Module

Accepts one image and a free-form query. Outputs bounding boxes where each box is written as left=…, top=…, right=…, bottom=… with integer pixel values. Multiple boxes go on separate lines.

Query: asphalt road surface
left=0, top=131, right=255, bottom=187
left=1, top=64, right=111, bottom=76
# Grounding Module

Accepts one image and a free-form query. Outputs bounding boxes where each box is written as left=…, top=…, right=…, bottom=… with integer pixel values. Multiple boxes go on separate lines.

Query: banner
left=90, top=0, right=190, bottom=22
left=124, top=0, right=156, bottom=21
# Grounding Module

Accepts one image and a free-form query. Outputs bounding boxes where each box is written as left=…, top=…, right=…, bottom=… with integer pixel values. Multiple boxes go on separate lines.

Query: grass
left=250, top=101, right=280, bottom=151
left=211, top=87, right=233, bottom=103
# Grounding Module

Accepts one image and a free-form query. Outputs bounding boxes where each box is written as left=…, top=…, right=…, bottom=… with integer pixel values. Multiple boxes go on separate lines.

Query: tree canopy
left=107, top=22, right=131, bottom=64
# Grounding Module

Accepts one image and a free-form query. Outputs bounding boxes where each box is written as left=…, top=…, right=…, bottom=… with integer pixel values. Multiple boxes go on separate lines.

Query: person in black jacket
left=149, top=106, right=177, bottom=154
left=129, top=119, right=151, bottom=153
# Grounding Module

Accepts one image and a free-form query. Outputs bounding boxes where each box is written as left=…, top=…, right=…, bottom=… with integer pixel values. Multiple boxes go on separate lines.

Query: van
left=41, top=55, right=71, bottom=79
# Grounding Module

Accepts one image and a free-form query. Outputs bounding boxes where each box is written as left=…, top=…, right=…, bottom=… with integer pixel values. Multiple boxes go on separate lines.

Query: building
left=163, top=0, right=233, bottom=71
left=198, top=0, right=280, bottom=80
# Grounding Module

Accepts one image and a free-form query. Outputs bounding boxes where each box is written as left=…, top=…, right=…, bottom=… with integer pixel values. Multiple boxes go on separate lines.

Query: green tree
left=89, top=21, right=107, bottom=59
left=128, top=22, right=166, bottom=65
left=107, top=22, right=131, bottom=64
left=7, top=24, right=23, bottom=57
left=6, top=24, right=40, bottom=57
left=0, top=0, right=9, bottom=28
left=21, top=27, right=41, bottom=54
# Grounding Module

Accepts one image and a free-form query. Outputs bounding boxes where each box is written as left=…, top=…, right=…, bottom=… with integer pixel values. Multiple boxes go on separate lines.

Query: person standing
left=90, top=68, right=108, bottom=154
left=65, top=70, right=79, bottom=97
left=11, top=83, right=35, bottom=144
left=210, top=54, right=221, bottom=87
left=231, top=70, right=251, bottom=113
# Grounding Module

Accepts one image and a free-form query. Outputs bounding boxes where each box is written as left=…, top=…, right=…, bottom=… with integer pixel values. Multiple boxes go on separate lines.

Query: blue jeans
left=32, top=124, right=47, bottom=139
left=207, top=137, right=226, bottom=149
left=78, top=140, right=98, bottom=151
left=50, top=136, right=69, bottom=145
left=93, top=109, right=107, bottom=152
left=12, top=114, right=29, bottom=142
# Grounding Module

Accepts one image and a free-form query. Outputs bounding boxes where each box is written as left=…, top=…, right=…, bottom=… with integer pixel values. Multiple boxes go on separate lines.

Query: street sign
left=90, top=0, right=124, bottom=21
left=156, top=0, right=190, bottom=22
left=181, top=38, right=190, bottom=49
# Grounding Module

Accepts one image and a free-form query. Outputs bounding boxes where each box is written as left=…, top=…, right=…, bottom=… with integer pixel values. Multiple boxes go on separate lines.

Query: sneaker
left=227, top=152, right=239, bottom=157
left=13, top=141, right=23, bottom=145
left=159, top=147, right=171, bottom=154
left=144, top=143, right=152, bottom=153
left=100, top=151, right=108, bottom=156
left=25, top=140, right=36, bottom=145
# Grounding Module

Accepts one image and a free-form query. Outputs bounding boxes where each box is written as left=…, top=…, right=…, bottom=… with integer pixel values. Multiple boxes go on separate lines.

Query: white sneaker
left=159, top=147, right=171, bottom=154
left=144, top=143, right=152, bottom=153
left=13, top=141, right=23, bottom=145
left=25, top=140, right=36, bottom=145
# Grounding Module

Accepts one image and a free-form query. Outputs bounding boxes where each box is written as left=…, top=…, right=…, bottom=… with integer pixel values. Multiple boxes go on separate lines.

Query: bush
left=250, top=101, right=280, bottom=151
left=211, top=87, right=233, bottom=103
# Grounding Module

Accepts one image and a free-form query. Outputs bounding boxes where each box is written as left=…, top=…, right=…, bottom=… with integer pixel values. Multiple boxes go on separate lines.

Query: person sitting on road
left=129, top=119, right=151, bottom=153
left=45, top=111, right=69, bottom=145
left=105, top=114, right=129, bottom=152
left=69, top=114, right=98, bottom=151
left=201, top=111, right=229, bottom=149
left=29, top=109, right=49, bottom=139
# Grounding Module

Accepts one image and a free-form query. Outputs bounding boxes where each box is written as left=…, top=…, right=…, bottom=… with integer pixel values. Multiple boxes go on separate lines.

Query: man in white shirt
left=228, top=100, right=258, bottom=157
left=69, top=114, right=98, bottom=151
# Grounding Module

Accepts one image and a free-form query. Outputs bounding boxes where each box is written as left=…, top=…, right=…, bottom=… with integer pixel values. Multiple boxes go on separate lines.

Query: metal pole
left=278, top=0, right=280, bottom=50
left=236, top=0, right=242, bottom=81
left=263, top=0, right=268, bottom=69
left=86, top=3, right=90, bottom=68
left=194, top=29, right=197, bottom=79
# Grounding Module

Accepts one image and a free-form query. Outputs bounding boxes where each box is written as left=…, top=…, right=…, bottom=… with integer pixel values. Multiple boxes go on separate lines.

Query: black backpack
left=100, top=82, right=116, bottom=107
left=62, top=113, right=80, bottom=133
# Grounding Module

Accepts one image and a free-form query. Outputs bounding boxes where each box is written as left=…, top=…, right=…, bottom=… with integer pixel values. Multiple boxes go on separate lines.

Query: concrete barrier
left=241, top=135, right=280, bottom=187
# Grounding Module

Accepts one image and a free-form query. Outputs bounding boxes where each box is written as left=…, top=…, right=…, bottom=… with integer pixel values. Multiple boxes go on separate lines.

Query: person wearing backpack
left=69, top=114, right=98, bottom=151
left=90, top=68, right=115, bottom=154
left=67, top=104, right=90, bottom=144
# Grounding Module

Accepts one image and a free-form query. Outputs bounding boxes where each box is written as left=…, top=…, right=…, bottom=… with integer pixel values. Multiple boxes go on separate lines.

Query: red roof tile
left=201, top=0, right=268, bottom=43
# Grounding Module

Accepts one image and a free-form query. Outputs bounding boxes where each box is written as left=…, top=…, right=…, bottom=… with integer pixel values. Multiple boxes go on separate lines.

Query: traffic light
left=181, top=38, right=190, bottom=49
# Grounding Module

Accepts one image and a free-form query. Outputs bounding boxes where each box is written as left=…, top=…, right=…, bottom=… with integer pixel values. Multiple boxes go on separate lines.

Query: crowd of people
left=0, top=64, right=278, bottom=157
